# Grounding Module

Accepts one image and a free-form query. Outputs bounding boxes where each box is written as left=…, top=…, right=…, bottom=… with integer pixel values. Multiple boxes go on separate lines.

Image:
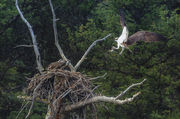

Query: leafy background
left=0, top=0, right=180, bottom=119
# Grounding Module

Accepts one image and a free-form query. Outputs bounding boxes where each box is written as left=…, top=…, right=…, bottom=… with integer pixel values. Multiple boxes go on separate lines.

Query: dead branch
left=16, top=101, right=30, bottom=119
left=64, top=92, right=141, bottom=112
left=74, top=34, right=111, bottom=71
left=14, top=44, right=34, bottom=48
left=63, top=79, right=146, bottom=112
left=25, top=81, right=42, bottom=119
left=116, top=79, right=146, bottom=99
left=48, top=0, right=75, bottom=72
left=15, top=0, right=44, bottom=73
left=88, top=73, right=107, bottom=81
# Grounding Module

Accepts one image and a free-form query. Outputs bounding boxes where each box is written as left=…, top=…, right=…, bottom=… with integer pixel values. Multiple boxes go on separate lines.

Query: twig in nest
left=16, top=101, right=30, bottom=119
left=83, top=86, right=99, bottom=105
left=25, top=78, right=48, bottom=119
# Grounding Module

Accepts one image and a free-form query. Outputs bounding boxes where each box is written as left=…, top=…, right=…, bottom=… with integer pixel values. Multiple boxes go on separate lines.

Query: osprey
left=110, top=9, right=167, bottom=55
left=110, top=9, right=130, bottom=55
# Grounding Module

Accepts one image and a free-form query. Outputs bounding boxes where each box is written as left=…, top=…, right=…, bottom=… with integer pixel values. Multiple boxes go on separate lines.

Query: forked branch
left=64, top=92, right=140, bottom=112
left=116, top=79, right=146, bottom=99
left=15, top=0, right=44, bottom=73
left=64, top=79, right=146, bottom=112
left=74, top=34, right=111, bottom=71
left=48, top=0, right=75, bottom=71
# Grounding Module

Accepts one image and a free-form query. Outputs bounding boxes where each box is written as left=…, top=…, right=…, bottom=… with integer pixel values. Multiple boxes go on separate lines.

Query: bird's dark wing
left=126, top=31, right=168, bottom=46
left=120, top=9, right=126, bottom=27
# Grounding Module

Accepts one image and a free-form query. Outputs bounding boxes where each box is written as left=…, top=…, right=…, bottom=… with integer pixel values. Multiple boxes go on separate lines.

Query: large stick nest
left=27, top=60, right=95, bottom=107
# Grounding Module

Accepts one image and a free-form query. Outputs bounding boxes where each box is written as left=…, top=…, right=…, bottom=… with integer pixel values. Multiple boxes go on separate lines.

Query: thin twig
left=83, top=86, right=99, bottom=105
left=74, top=34, right=111, bottom=71
left=115, top=79, right=146, bottom=99
left=14, top=44, right=34, bottom=48
left=25, top=97, right=35, bottom=119
left=88, top=73, right=107, bottom=81
left=16, top=101, right=30, bottom=119
left=53, top=78, right=82, bottom=106
left=25, top=78, right=47, bottom=119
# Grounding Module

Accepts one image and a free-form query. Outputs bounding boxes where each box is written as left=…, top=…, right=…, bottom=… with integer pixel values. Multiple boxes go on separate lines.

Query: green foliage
left=6, top=102, right=47, bottom=119
left=167, top=110, right=180, bottom=119
left=0, top=0, right=179, bottom=118
left=70, top=1, right=180, bottom=119
left=0, top=0, right=17, bottom=25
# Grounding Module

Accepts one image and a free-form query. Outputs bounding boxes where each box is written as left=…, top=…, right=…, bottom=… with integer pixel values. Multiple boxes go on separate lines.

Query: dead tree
left=16, top=0, right=147, bottom=119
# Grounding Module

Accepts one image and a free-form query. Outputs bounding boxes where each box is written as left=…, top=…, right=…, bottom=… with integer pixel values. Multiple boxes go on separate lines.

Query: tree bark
left=16, top=0, right=44, bottom=73
left=48, top=0, right=75, bottom=72
left=74, top=34, right=111, bottom=71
